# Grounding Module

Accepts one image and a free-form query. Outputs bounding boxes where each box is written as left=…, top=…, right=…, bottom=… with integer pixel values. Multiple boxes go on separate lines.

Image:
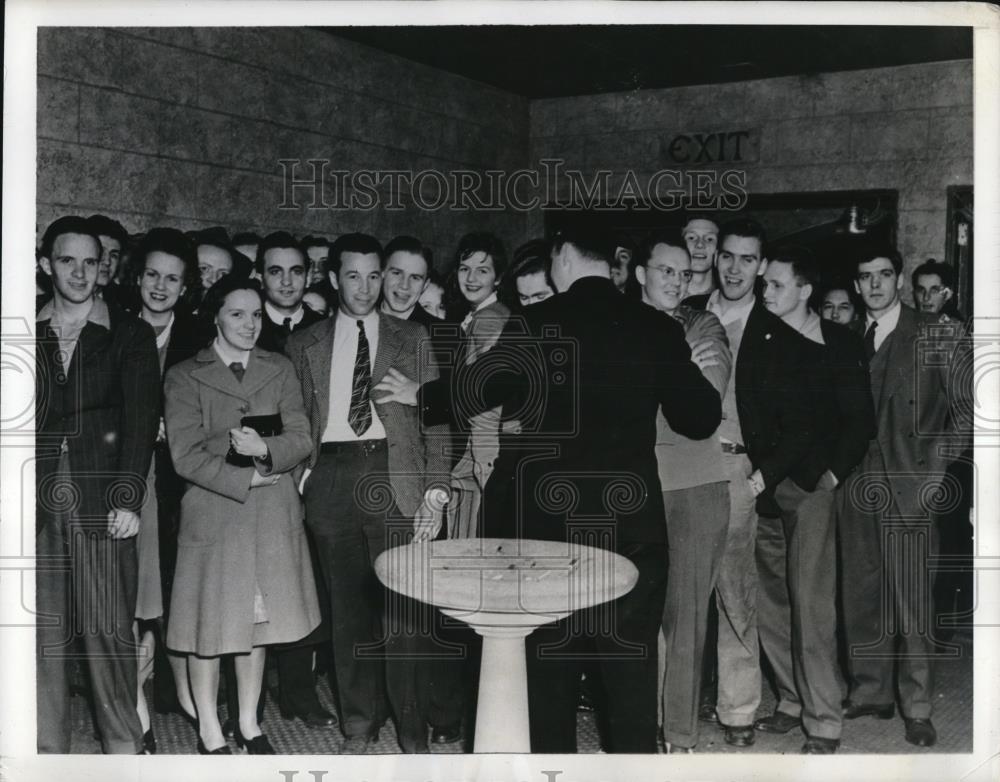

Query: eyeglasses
left=645, top=265, right=692, bottom=282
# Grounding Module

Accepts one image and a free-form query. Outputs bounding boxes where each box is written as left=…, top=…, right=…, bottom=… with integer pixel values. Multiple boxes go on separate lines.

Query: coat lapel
left=876, top=306, right=917, bottom=412
left=241, top=349, right=284, bottom=397
left=305, top=318, right=336, bottom=438
left=373, top=312, right=402, bottom=383
left=189, top=346, right=250, bottom=402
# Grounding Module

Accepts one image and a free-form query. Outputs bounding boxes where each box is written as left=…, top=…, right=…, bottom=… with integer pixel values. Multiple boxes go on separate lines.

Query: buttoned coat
left=163, top=346, right=320, bottom=655
left=851, top=304, right=966, bottom=518
left=285, top=312, right=450, bottom=518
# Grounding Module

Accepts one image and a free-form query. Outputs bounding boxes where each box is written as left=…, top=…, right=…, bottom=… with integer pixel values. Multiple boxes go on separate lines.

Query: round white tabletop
left=375, top=538, right=638, bottom=752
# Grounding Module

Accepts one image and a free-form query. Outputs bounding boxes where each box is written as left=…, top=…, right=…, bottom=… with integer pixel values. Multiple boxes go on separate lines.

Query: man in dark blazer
left=377, top=224, right=722, bottom=753
left=255, top=232, right=327, bottom=355
left=694, top=219, right=817, bottom=748
left=35, top=216, right=160, bottom=753
left=753, top=248, right=876, bottom=754
left=839, top=247, right=967, bottom=748
left=248, top=230, right=333, bottom=729
left=286, top=233, right=451, bottom=754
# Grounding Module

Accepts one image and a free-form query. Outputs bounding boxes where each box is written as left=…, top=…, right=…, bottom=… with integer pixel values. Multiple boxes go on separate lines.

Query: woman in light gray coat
left=164, top=276, right=319, bottom=754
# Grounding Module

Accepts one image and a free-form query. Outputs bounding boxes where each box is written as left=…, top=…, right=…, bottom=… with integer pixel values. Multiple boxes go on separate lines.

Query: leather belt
left=320, top=439, right=386, bottom=455
left=720, top=441, right=747, bottom=455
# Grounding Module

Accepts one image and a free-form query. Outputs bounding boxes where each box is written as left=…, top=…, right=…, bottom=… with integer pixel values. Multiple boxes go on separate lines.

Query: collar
left=265, top=300, right=305, bottom=327
left=707, top=290, right=755, bottom=328
left=381, top=299, right=416, bottom=321
left=37, top=296, right=110, bottom=329
left=866, top=298, right=901, bottom=330
left=336, top=307, right=380, bottom=332
left=147, top=312, right=176, bottom=350
left=212, top=336, right=250, bottom=368
left=473, top=292, right=498, bottom=313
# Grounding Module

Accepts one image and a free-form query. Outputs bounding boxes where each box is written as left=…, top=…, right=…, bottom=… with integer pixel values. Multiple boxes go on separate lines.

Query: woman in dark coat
left=127, top=227, right=211, bottom=751
left=164, top=275, right=319, bottom=754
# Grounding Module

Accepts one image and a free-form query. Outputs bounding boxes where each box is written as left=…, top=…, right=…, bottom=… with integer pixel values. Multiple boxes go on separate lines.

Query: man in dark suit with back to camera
left=376, top=224, right=722, bottom=753
left=754, top=247, right=876, bottom=754
left=35, top=215, right=161, bottom=754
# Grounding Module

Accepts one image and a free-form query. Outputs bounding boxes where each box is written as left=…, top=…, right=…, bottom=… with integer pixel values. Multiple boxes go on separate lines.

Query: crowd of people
left=34, top=211, right=971, bottom=756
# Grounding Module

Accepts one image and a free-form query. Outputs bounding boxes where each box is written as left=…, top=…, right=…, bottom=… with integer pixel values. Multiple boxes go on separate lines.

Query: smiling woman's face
left=457, top=251, right=497, bottom=306
left=215, top=288, right=262, bottom=351
left=140, top=251, right=186, bottom=315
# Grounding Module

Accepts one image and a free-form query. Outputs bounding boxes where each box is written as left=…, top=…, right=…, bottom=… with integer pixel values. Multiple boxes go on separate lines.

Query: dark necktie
left=348, top=320, right=372, bottom=436
left=229, top=361, right=245, bottom=382
left=863, top=320, right=878, bottom=360
left=283, top=317, right=293, bottom=334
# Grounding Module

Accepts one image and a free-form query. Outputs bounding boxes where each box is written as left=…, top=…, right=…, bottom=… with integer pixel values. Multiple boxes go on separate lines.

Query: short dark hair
left=856, top=245, right=903, bottom=276
left=200, top=274, right=263, bottom=320
left=454, top=232, right=508, bottom=279
left=500, top=238, right=555, bottom=308
left=635, top=230, right=689, bottom=268
left=131, top=227, right=200, bottom=291
left=912, top=258, right=955, bottom=290
left=39, top=216, right=102, bottom=260
left=717, top=218, right=767, bottom=257
left=767, top=244, right=820, bottom=289
left=86, top=214, right=128, bottom=247
left=821, top=283, right=864, bottom=313
left=232, top=231, right=261, bottom=247
left=255, top=231, right=306, bottom=273
left=193, top=227, right=246, bottom=276
left=301, top=235, right=330, bottom=253
left=384, top=235, right=432, bottom=271
left=550, top=225, right=613, bottom=264
left=329, top=232, right=384, bottom=275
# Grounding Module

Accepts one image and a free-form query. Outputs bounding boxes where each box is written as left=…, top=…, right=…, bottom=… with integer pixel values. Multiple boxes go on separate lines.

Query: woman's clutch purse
left=226, top=413, right=283, bottom=467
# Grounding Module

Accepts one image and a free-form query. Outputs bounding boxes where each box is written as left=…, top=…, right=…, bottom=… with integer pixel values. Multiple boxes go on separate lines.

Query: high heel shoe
left=234, top=727, right=276, bottom=754
left=196, top=737, right=232, bottom=755
left=142, top=728, right=157, bottom=754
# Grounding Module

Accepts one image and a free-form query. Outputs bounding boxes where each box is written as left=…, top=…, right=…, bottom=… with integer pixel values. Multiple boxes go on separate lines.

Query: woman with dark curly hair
left=127, top=227, right=212, bottom=751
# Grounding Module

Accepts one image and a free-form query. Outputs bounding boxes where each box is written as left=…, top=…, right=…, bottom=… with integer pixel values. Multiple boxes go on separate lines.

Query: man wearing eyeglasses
left=635, top=232, right=732, bottom=753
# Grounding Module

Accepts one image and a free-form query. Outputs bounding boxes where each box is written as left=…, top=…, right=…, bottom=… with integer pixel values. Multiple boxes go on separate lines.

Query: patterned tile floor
left=69, top=631, right=973, bottom=755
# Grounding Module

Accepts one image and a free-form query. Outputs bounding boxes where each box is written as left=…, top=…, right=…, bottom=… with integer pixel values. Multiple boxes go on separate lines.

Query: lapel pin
left=765, top=333, right=772, bottom=340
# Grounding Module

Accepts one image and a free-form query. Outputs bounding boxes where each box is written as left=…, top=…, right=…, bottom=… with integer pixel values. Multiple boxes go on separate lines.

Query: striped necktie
left=348, top=320, right=372, bottom=436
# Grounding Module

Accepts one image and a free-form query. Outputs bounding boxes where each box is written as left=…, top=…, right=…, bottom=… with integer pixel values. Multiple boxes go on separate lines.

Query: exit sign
left=661, top=128, right=759, bottom=165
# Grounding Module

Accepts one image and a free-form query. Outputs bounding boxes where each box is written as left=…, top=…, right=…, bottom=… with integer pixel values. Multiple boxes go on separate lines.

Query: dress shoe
left=431, top=723, right=462, bottom=745
left=698, top=703, right=719, bottom=723
left=235, top=728, right=276, bottom=754
left=664, top=742, right=694, bottom=753
left=754, top=711, right=801, bottom=734
left=723, top=725, right=755, bottom=747
left=904, top=718, right=937, bottom=747
left=801, top=736, right=840, bottom=754
left=842, top=700, right=895, bottom=720
left=281, top=705, right=337, bottom=729
left=142, top=728, right=157, bottom=754
left=196, top=738, right=232, bottom=754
